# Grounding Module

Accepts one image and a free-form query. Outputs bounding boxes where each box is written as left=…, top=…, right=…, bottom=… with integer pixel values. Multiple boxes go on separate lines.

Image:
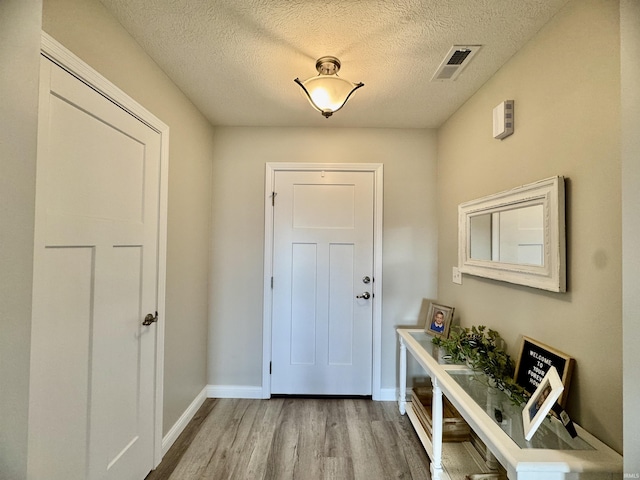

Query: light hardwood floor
left=146, top=397, right=431, bottom=480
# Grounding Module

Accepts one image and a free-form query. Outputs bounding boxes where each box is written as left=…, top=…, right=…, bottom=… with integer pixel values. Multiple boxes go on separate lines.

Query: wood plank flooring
left=146, top=397, right=431, bottom=480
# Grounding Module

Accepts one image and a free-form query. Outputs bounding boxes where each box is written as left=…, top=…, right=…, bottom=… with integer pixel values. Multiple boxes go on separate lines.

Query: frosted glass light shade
left=294, top=56, right=364, bottom=118
left=295, top=76, right=363, bottom=117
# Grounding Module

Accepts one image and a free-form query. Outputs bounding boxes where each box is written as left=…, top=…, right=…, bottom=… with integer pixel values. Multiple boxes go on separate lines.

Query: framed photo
left=423, top=301, right=454, bottom=338
left=514, top=336, right=574, bottom=407
left=522, top=366, right=564, bottom=441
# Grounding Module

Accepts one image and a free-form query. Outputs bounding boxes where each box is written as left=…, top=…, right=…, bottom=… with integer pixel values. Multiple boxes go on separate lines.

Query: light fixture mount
left=295, top=56, right=364, bottom=118
left=315, top=56, right=341, bottom=76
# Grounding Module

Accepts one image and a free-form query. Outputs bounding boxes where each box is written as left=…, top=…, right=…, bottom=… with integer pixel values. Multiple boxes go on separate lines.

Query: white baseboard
left=206, top=384, right=265, bottom=399
left=204, top=385, right=396, bottom=401
left=377, top=387, right=397, bottom=401
left=161, top=386, right=207, bottom=456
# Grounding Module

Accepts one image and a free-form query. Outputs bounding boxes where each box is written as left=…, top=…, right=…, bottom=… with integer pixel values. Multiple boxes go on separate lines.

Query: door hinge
left=269, top=362, right=272, bottom=374
left=271, top=191, right=277, bottom=206
left=271, top=276, right=274, bottom=289
left=142, top=311, right=158, bottom=326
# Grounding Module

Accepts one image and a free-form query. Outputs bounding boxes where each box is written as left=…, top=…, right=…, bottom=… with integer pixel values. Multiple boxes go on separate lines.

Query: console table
left=397, top=328, right=622, bottom=480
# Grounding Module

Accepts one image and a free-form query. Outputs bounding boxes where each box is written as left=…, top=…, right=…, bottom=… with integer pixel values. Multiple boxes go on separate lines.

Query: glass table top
left=406, top=330, right=593, bottom=451
left=407, top=330, right=463, bottom=365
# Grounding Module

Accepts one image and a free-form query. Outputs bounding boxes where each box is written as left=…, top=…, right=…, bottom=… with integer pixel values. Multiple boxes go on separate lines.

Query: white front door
left=270, top=170, right=374, bottom=395
left=28, top=56, right=161, bottom=480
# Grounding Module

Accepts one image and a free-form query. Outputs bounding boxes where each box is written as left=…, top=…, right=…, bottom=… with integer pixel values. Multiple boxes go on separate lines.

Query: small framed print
left=423, top=301, right=454, bottom=338
left=522, top=366, right=564, bottom=441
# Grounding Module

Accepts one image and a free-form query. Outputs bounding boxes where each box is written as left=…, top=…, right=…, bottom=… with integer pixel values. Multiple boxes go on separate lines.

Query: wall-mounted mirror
left=458, top=176, right=566, bottom=292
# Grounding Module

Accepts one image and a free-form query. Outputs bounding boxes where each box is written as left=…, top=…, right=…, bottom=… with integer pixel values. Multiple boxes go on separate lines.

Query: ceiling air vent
left=431, top=45, right=482, bottom=82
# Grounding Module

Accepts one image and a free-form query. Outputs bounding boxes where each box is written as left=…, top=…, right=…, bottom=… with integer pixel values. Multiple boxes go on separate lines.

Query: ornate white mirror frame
left=458, top=176, right=566, bottom=292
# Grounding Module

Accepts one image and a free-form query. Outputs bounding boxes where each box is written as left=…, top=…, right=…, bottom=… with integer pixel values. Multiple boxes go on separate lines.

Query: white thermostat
left=493, top=100, right=514, bottom=140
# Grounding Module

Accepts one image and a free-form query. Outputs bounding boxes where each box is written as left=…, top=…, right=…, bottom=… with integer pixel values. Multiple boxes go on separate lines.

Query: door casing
left=262, top=163, right=383, bottom=399
left=40, top=32, right=169, bottom=469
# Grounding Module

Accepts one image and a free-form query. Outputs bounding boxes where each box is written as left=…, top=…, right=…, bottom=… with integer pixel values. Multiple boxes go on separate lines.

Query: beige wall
left=621, top=0, right=640, bottom=472
left=42, top=0, right=214, bottom=435
left=208, top=127, right=438, bottom=392
left=0, top=2, right=42, bottom=477
left=437, top=0, right=622, bottom=452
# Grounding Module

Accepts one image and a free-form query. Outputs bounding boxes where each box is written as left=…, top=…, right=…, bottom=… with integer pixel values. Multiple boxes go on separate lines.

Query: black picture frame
left=514, top=336, right=574, bottom=407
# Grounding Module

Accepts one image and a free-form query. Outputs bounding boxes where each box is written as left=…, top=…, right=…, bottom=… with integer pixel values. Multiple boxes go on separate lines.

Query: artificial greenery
left=432, top=325, right=529, bottom=406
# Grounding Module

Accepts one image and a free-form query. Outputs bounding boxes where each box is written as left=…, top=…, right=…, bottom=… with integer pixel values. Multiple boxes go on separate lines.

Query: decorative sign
left=514, top=336, right=574, bottom=407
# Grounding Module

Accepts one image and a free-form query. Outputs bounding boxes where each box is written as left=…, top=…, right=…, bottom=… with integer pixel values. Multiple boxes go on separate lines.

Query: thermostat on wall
left=493, top=100, right=514, bottom=140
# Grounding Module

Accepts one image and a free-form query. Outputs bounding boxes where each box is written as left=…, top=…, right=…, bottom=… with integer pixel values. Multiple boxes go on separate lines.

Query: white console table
left=397, top=328, right=622, bottom=480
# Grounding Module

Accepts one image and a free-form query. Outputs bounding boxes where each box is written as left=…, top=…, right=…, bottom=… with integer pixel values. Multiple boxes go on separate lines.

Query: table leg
left=398, top=336, right=407, bottom=415
left=431, top=376, right=444, bottom=477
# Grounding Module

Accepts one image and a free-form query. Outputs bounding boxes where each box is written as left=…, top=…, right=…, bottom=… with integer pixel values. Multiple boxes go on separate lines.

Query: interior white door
left=271, top=170, right=374, bottom=395
left=28, top=57, right=160, bottom=480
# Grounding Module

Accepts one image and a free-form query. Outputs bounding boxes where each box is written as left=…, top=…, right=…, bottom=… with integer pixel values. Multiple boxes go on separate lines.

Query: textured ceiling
left=97, top=0, right=569, bottom=128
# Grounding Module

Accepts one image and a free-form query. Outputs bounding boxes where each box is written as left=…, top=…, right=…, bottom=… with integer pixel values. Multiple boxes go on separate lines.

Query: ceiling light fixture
left=294, top=56, right=364, bottom=118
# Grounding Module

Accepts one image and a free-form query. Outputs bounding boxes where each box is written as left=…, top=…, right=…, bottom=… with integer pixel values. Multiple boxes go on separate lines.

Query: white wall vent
left=431, top=45, right=482, bottom=82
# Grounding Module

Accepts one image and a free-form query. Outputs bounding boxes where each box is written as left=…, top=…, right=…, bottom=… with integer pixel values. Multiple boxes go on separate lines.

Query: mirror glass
left=458, top=176, right=566, bottom=292
left=469, top=205, right=544, bottom=266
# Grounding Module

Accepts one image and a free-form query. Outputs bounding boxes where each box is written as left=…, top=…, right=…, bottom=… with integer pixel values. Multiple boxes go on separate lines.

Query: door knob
left=142, top=312, right=158, bottom=326
left=356, top=292, right=371, bottom=300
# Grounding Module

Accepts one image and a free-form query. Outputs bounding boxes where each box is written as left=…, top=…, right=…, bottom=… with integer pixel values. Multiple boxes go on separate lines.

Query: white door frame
left=262, top=163, right=383, bottom=399
left=40, top=32, right=169, bottom=468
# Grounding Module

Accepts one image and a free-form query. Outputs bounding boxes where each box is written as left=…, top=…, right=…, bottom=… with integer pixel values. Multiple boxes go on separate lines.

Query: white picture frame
left=458, top=176, right=566, bottom=292
left=522, top=366, right=564, bottom=441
